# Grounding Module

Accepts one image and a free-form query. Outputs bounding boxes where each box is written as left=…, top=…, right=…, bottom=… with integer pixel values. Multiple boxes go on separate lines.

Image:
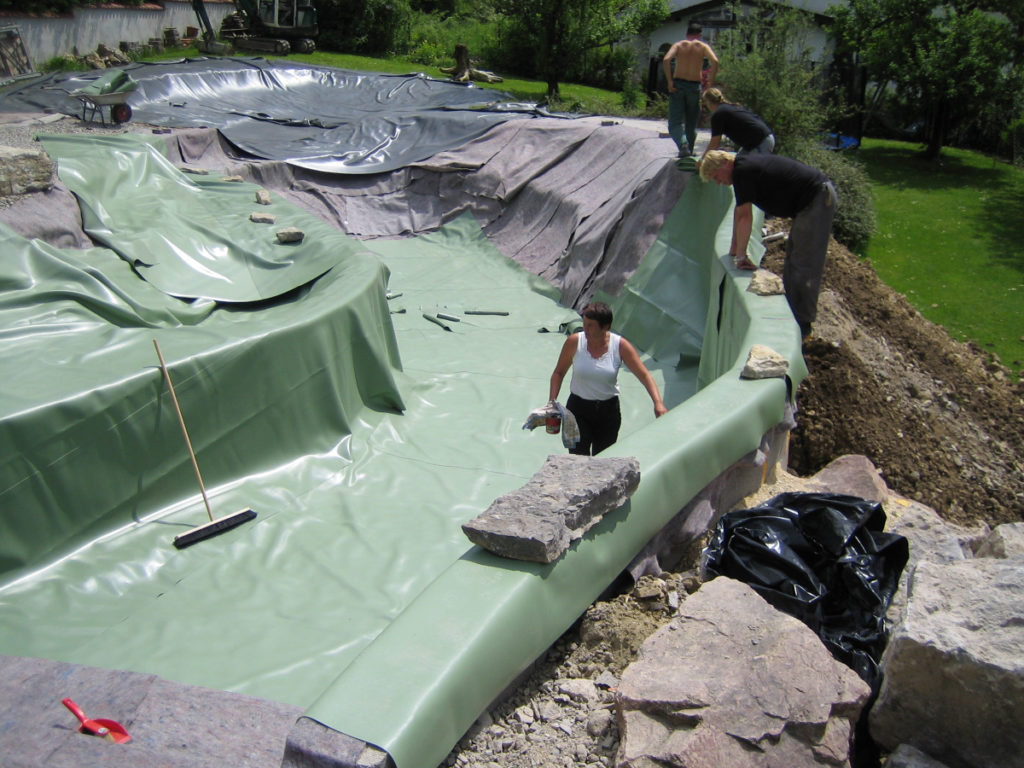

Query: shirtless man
left=662, top=22, right=719, bottom=157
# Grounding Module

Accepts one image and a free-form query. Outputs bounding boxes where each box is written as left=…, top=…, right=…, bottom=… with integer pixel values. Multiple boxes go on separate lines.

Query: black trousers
left=567, top=394, right=621, bottom=456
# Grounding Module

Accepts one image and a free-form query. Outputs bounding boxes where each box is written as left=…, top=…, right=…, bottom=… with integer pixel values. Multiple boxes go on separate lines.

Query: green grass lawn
left=858, top=138, right=1024, bottom=377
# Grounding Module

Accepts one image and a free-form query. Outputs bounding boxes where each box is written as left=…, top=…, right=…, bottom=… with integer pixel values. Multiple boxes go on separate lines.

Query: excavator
left=191, top=0, right=318, bottom=56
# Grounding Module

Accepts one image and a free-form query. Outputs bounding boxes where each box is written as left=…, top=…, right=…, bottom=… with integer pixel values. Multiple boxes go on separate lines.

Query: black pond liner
left=702, top=492, right=909, bottom=689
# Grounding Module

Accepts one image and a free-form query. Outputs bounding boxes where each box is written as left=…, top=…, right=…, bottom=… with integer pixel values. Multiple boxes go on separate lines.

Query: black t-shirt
left=732, top=154, right=827, bottom=217
left=710, top=104, right=771, bottom=149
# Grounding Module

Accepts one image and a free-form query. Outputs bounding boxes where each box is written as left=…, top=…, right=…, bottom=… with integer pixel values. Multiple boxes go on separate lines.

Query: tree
left=494, top=0, right=667, bottom=100
left=316, top=0, right=414, bottom=55
left=714, top=3, right=876, bottom=252
left=830, top=0, right=1020, bottom=159
left=714, top=3, right=835, bottom=155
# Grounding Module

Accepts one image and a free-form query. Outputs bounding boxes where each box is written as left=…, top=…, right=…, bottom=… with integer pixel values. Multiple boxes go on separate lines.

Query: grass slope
left=859, top=138, right=1024, bottom=378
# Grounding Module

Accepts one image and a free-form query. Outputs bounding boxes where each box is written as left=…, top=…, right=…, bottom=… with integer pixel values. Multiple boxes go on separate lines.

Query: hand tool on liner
left=153, top=339, right=257, bottom=549
left=61, top=698, right=132, bottom=744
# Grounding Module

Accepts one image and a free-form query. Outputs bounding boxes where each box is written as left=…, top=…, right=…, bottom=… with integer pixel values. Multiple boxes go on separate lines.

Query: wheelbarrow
left=71, top=69, right=138, bottom=125
left=74, top=89, right=134, bottom=124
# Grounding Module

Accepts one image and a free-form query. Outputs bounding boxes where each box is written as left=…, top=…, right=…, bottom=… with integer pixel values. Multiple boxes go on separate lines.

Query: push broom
left=153, top=339, right=256, bottom=549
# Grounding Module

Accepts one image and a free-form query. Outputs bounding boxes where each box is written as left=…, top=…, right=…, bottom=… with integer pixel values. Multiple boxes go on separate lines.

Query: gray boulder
left=883, top=496, right=988, bottom=623
left=869, top=556, right=1024, bottom=768
left=883, top=744, right=953, bottom=768
left=975, top=522, right=1024, bottom=558
left=740, top=344, right=788, bottom=379
left=616, top=577, right=871, bottom=768
left=0, top=146, right=55, bottom=196
left=462, top=454, right=640, bottom=563
left=747, top=268, right=784, bottom=296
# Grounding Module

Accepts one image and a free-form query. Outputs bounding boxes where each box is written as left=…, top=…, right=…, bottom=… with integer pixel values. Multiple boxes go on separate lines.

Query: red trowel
left=61, top=697, right=132, bottom=743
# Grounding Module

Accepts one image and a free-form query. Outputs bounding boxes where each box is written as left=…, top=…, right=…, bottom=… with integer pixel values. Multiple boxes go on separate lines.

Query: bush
left=405, top=12, right=498, bottom=68
left=714, top=4, right=839, bottom=155
left=790, top=141, right=877, bottom=253
left=317, top=0, right=413, bottom=56
left=39, top=55, right=89, bottom=73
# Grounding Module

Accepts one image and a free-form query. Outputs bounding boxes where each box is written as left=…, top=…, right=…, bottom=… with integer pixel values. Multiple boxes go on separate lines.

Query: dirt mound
left=764, top=234, right=1024, bottom=527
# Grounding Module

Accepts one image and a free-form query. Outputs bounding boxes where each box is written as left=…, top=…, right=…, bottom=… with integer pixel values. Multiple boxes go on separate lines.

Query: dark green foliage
left=830, top=0, right=1023, bottom=160
left=39, top=55, right=90, bottom=72
left=713, top=4, right=835, bottom=155
left=405, top=5, right=500, bottom=68
left=712, top=4, right=876, bottom=251
left=316, top=0, right=414, bottom=56
left=791, top=141, right=877, bottom=253
left=491, top=0, right=667, bottom=99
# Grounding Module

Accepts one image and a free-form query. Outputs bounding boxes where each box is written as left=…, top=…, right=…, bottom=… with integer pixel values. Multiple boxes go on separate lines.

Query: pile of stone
left=616, top=457, right=1024, bottom=768
left=442, top=455, right=1024, bottom=768
left=48, top=43, right=134, bottom=71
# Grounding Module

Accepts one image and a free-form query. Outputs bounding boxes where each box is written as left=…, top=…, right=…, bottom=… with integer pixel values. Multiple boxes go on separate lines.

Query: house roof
left=668, top=0, right=841, bottom=20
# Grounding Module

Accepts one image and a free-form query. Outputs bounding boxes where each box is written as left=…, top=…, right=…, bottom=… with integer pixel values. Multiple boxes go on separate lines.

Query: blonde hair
left=698, top=150, right=736, bottom=182
left=702, top=87, right=729, bottom=108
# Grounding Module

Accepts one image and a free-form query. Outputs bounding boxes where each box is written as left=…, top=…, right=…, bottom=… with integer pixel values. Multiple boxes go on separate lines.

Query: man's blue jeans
left=668, top=79, right=701, bottom=155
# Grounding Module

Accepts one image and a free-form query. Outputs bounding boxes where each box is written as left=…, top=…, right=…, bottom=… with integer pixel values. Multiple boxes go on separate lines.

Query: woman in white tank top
left=548, top=302, right=667, bottom=455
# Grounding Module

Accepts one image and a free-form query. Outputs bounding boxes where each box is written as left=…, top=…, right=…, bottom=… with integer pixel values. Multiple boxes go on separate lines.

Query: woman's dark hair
left=582, top=302, right=613, bottom=329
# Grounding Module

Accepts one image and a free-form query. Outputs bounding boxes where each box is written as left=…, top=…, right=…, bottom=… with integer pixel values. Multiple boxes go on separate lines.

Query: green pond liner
left=0, top=132, right=804, bottom=768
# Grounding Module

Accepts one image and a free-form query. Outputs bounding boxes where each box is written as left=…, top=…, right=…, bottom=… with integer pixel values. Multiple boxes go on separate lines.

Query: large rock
left=0, top=146, right=55, bottom=196
left=869, top=557, right=1024, bottom=768
left=883, top=744, right=953, bottom=768
left=747, top=268, right=784, bottom=296
left=806, top=454, right=890, bottom=503
left=882, top=496, right=987, bottom=623
left=740, top=343, right=788, bottom=379
left=462, top=454, right=640, bottom=563
left=975, top=522, right=1024, bottom=558
left=616, top=577, right=871, bottom=768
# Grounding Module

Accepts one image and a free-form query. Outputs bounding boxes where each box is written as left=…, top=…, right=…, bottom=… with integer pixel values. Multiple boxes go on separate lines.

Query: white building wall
left=646, top=3, right=833, bottom=61
left=6, top=1, right=235, bottom=69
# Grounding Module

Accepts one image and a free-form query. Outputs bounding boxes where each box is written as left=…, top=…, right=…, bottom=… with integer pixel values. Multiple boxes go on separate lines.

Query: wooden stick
left=153, top=339, right=214, bottom=523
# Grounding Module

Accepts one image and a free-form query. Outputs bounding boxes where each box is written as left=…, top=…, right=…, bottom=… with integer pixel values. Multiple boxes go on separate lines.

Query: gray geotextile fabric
left=153, top=118, right=684, bottom=308
left=2, top=118, right=682, bottom=309
left=0, top=656, right=302, bottom=768
left=1, top=57, right=683, bottom=307
left=0, top=57, right=558, bottom=174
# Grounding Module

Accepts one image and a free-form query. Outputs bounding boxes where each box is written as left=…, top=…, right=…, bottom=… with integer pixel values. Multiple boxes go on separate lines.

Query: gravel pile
left=0, top=112, right=138, bottom=148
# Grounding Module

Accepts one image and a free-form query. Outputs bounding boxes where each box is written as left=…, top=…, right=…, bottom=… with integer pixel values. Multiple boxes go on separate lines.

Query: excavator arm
left=190, top=0, right=217, bottom=44
left=190, top=0, right=234, bottom=54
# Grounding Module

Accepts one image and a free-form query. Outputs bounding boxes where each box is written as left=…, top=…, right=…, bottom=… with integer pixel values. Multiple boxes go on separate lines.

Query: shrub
left=405, top=12, right=498, bottom=69
left=317, top=0, right=413, bottom=56
left=714, top=4, right=839, bottom=155
left=39, top=55, right=94, bottom=72
left=790, top=141, right=877, bottom=253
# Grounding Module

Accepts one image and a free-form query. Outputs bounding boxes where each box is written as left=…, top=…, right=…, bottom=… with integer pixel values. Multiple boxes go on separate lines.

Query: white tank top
left=570, top=332, right=621, bottom=401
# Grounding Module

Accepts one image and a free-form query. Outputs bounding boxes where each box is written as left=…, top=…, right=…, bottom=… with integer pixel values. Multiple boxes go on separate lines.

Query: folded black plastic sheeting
left=0, top=57, right=559, bottom=173
left=702, top=492, right=909, bottom=687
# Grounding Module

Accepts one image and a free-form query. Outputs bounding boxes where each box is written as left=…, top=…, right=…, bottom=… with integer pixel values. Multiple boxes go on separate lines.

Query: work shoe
left=676, top=156, right=698, bottom=171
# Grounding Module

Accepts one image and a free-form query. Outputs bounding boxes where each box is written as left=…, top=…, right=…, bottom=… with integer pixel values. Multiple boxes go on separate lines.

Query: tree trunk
left=452, top=43, right=470, bottom=82
left=439, top=44, right=504, bottom=84
left=924, top=97, right=949, bottom=160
